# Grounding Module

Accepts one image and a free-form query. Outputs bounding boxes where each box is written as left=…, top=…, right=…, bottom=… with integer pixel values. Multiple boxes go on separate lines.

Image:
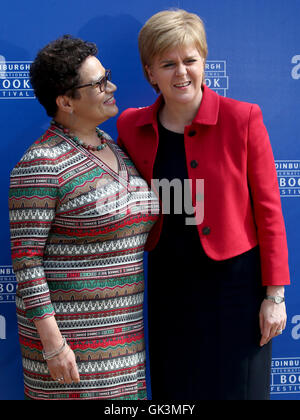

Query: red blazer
left=117, top=85, right=290, bottom=286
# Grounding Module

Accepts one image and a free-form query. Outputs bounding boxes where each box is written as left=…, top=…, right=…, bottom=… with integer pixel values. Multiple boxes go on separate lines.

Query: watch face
left=266, top=295, right=284, bottom=304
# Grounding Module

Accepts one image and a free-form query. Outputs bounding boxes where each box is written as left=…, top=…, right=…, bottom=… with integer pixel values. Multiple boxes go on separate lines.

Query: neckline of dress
left=48, top=126, right=131, bottom=190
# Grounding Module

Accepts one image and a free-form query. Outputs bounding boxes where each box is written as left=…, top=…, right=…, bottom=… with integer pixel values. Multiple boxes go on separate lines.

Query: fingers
left=260, top=316, right=286, bottom=347
left=61, top=349, right=80, bottom=384
left=259, top=300, right=287, bottom=347
left=62, top=363, right=73, bottom=384
left=260, top=323, right=271, bottom=347
left=260, top=327, right=286, bottom=346
left=48, top=347, right=80, bottom=384
left=70, top=365, right=81, bottom=383
left=51, top=366, right=80, bottom=384
left=260, top=321, right=285, bottom=346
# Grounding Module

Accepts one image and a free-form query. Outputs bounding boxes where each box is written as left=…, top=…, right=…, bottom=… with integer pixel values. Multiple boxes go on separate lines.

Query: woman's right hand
left=34, top=316, right=80, bottom=384
left=47, top=345, right=80, bottom=384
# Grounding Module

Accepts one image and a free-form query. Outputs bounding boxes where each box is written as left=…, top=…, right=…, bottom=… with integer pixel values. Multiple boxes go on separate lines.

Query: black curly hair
left=30, top=35, right=98, bottom=117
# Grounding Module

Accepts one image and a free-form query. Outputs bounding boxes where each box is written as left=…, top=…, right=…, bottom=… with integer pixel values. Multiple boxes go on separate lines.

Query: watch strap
left=265, top=295, right=285, bottom=304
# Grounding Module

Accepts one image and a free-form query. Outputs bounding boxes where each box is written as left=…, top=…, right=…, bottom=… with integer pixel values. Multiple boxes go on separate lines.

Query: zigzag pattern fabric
left=9, top=125, right=159, bottom=400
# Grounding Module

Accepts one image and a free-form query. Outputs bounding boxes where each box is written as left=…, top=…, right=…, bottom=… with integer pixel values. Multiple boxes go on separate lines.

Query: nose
left=106, top=80, right=117, bottom=92
left=176, top=62, right=187, bottom=76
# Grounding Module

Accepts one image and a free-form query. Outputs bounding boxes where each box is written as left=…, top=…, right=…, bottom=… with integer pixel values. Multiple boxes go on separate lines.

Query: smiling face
left=146, top=44, right=205, bottom=109
left=71, top=56, right=118, bottom=127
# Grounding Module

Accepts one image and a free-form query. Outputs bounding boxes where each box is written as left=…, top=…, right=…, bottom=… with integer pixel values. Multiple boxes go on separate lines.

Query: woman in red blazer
left=117, top=9, right=290, bottom=400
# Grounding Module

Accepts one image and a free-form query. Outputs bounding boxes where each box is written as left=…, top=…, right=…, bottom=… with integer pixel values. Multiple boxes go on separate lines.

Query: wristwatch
left=265, top=295, right=285, bottom=304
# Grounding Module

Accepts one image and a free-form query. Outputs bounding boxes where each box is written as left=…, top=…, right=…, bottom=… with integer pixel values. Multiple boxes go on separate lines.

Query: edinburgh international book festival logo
left=0, top=266, right=17, bottom=304
left=0, top=265, right=17, bottom=340
left=205, top=60, right=229, bottom=97
left=275, top=160, right=300, bottom=198
left=0, top=56, right=34, bottom=99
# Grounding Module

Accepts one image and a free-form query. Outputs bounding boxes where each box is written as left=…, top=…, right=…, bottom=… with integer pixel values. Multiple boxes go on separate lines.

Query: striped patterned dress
left=8, top=124, right=159, bottom=400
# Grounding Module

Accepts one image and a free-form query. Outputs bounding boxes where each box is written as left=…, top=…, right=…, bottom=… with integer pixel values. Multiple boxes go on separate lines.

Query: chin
left=111, top=105, right=119, bottom=117
left=176, top=92, right=201, bottom=104
left=101, top=106, right=119, bottom=121
left=174, top=96, right=196, bottom=105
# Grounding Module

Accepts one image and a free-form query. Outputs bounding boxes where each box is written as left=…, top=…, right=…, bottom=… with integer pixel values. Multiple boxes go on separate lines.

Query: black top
left=147, top=119, right=267, bottom=401
left=152, top=118, right=200, bottom=258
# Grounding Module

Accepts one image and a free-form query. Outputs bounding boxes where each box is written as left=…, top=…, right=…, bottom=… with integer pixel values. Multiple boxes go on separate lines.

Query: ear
left=56, top=94, right=74, bottom=114
left=145, top=65, right=156, bottom=85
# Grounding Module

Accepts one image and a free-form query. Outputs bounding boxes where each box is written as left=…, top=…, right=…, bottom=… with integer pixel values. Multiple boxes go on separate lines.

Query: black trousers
left=147, top=245, right=272, bottom=400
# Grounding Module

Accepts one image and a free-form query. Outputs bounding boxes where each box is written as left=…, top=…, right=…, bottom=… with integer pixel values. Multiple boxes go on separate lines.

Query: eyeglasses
left=72, top=69, right=112, bottom=92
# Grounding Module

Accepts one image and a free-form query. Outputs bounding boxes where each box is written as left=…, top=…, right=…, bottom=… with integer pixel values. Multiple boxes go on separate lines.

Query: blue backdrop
left=0, top=0, right=299, bottom=400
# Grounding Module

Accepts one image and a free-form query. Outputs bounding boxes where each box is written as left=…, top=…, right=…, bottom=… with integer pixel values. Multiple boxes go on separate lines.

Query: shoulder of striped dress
left=10, top=129, right=73, bottom=179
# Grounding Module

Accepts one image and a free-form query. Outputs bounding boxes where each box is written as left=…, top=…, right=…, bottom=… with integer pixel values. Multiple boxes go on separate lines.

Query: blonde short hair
left=138, top=9, right=208, bottom=91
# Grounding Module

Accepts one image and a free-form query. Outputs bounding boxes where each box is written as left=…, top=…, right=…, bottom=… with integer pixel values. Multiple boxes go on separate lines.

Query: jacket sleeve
left=9, top=148, right=58, bottom=322
left=247, top=104, right=290, bottom=286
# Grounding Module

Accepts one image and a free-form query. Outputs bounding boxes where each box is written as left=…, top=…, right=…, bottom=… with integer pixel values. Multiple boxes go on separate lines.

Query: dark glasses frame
left=72, top=69, right=111, bottom=92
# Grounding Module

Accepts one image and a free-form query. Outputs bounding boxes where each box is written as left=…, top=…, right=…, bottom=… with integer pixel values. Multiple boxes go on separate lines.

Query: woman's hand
left=259, top=286, right=287, bottom=347
left=34, top=316, right=80, bottom=384
left=47, top=345, right=80, bottom=384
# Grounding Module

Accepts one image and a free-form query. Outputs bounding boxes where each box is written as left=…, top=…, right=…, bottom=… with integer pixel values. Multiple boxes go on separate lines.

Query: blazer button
left=190, top=160, right=198, bottom=168
left=188, top=130, right=197, bottom=137
left=202, top=226, right=211, bottom=235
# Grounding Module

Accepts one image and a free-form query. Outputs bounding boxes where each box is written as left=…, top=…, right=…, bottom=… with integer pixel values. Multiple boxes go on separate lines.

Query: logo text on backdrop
left=205, top=60, right=229, bottom=97
left=0, top=58, right=34, bottom=99
left=271, top=358, right=300, bottom=396
left=0, top=266, right=17, bottom=303
left=275, top=160, right=300, bottom=197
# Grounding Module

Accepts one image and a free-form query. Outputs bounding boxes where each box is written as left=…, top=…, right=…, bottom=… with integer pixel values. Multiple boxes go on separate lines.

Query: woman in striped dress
left=8, top=35, right=159, bottom=400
